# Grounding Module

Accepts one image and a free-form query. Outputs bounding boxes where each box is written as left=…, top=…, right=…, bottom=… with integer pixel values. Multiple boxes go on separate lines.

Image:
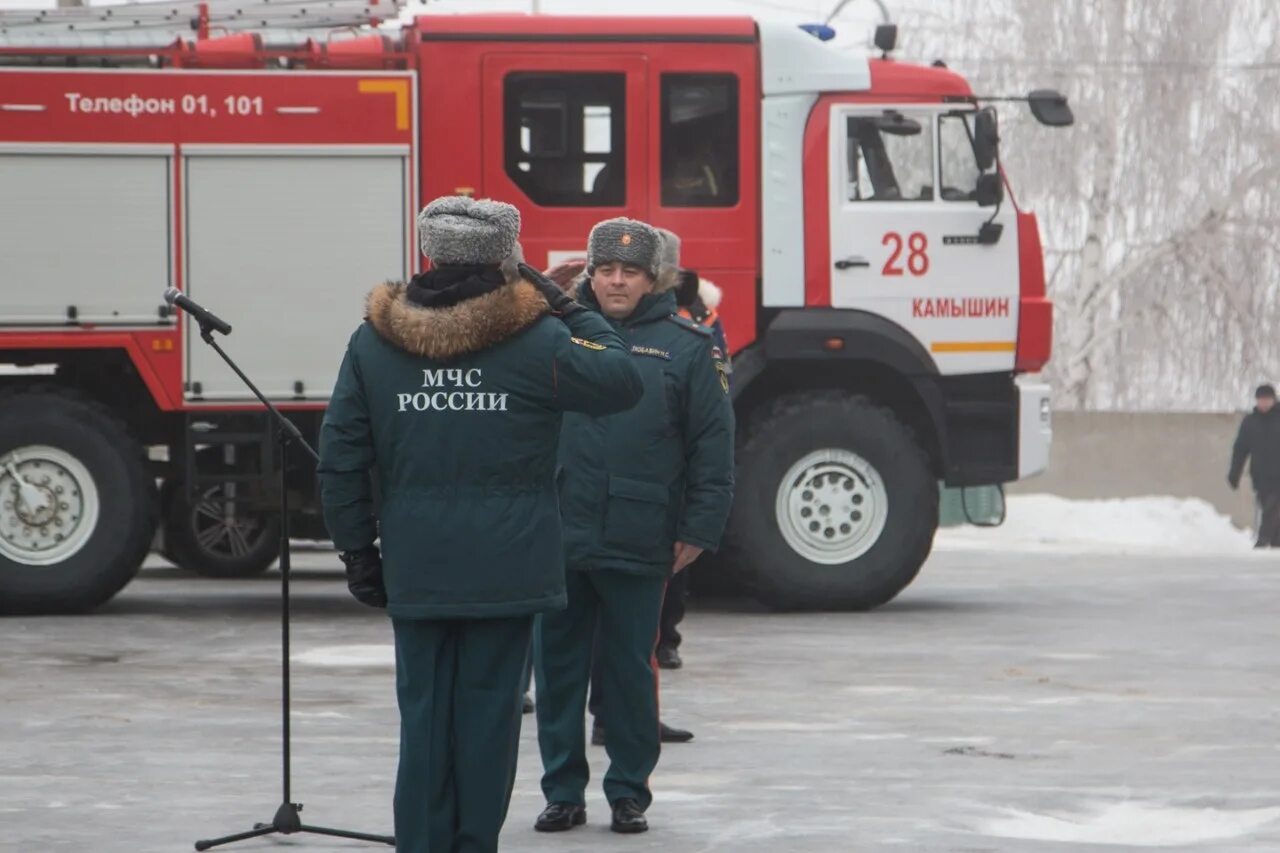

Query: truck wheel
left=0, top=389, right=156, bottom=614
left=161, top=462, right=279, bottom=578
left=727, top=391, right=937, bottom=611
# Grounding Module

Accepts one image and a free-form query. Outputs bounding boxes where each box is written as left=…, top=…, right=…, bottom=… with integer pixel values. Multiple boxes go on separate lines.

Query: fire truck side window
left=938, top=112, right=984, bottom=201
left=660, top=74, right=740, bottom=207
left=504, top=72, right=625, bottom=207
left=844, top=113, right=934, bottom=202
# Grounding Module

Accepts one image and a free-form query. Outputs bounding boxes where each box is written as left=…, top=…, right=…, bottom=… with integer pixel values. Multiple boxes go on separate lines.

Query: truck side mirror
left=975, top=172, right=1003, bottom=207
left=874, top=24, right=898, bottom=55
left=875, top=110, right=922, bottom=137
left=973, top=107, right=999, bottom=172
left=1028, top=89, right=1074, bottom=127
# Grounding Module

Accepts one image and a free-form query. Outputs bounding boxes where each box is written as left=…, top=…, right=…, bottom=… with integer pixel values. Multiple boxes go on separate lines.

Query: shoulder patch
left=665, top=314, right=713, bottom=337
left=570, top=336, right=607, bottom=351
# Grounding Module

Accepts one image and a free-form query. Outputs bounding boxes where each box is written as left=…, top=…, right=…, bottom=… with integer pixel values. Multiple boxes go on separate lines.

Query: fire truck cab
left=0, top=6, right=1070, bottom=614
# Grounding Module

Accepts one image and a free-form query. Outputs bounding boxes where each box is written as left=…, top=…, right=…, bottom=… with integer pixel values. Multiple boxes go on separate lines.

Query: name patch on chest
left=630, top=345, right=671, bottom=360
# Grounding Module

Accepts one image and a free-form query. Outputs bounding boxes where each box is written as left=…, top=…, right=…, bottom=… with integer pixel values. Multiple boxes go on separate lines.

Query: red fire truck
left=0, top=2, right=1070, bottom=614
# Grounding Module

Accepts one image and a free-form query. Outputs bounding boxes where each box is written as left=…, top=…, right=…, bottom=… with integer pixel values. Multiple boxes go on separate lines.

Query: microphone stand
left=186, top=316, right=393, bottom=851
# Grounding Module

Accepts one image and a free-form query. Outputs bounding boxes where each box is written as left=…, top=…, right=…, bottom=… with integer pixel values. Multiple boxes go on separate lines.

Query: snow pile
left=936, top=494, right=1256, bottom=554
left=976, top=801, right=1280, bottom=847
left=292, top=645, right=394, bottom=668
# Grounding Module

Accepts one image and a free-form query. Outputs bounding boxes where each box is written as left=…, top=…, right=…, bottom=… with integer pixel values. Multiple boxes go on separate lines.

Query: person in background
left=663, top=245, right=731, bottom=670
left=1228, top=383, right=1280, bottom=548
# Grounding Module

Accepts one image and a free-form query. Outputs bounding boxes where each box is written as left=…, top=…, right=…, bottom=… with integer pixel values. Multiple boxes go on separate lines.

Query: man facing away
left=317, top=196, right=641, bottom=852
left=1229, top=383, right=1280, bottom=548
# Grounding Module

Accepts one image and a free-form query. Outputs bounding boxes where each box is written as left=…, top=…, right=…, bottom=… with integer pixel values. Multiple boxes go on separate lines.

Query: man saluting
left=318, top=196, right=642, bottom=853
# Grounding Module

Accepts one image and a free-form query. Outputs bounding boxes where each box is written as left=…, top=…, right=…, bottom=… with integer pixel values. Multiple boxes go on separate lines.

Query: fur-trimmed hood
left=365, top=266, right=548, bottom=361
left=698, top=277, right=722, bottom=309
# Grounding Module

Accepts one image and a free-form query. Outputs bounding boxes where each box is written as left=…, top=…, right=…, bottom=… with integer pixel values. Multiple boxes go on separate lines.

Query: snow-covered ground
left=937, top=494, right=1258, bottom=554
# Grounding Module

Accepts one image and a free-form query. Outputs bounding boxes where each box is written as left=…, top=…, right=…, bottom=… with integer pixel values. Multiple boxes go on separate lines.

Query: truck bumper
left=1016, top=378, right=1052, bottom=479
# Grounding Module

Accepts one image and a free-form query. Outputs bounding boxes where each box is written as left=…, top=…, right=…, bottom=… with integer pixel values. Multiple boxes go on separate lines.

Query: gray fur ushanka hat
left=587, top=217, right=662, bottom=277
left=417, top=196, right=520, bottom=266
left=655, top=227, right=681, bottom=293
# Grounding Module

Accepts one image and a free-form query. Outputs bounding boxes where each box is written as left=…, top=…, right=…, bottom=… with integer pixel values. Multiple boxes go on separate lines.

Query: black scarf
left=406, top=264, right=507, bottom=309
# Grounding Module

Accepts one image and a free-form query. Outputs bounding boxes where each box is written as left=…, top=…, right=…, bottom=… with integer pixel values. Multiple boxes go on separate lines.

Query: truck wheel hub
left=0, top=446, right=99, bottom=565
left=775, top=449, right=888, bottom=564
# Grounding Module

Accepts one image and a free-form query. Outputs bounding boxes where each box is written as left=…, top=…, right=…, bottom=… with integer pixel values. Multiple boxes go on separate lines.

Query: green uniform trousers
left=534, top=569, right=666, bottom=810
left=392, top=616, right=532, bottom=853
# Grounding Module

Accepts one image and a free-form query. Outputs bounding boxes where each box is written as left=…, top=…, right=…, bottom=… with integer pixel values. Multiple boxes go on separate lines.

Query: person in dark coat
left=533, top=218, right=734, bottom=836
left=661, top=229, right=731, bottom=671
left=1229, top=383, right=1280, bottom=548
left=317, top=196, right=642, bottom=853
left=585, top=230, right=696, bottom=745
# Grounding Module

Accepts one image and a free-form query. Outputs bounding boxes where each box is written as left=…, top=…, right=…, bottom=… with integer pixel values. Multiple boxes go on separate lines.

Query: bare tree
left=898, top=0, right=1280, bottom=411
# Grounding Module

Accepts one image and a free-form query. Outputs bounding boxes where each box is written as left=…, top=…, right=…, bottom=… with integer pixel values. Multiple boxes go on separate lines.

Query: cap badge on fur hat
left=621, top=234, right=633, bottom=246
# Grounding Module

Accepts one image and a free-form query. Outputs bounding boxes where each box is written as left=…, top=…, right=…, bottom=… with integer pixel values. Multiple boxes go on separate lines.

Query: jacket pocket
left=602, top=475, right=670, bottom=553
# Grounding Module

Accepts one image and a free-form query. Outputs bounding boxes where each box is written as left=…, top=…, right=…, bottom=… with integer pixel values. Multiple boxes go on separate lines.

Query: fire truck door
left=826, top=104, right=1018, bottom=374
left=647, top=65, right=758, bottom=354
left=481, top=54, right=649, bottom=270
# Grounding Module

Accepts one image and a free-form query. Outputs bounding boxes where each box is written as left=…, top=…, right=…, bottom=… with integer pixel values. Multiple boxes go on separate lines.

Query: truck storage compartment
left=0, top=151, right=173, bottom=325
left=183, top=150, right=408, bottom=401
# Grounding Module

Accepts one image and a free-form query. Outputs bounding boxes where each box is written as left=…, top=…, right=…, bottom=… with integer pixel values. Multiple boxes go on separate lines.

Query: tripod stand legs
left=195, top=802, right=395, bottom=850
left=194, top=823, right=274, bottom=851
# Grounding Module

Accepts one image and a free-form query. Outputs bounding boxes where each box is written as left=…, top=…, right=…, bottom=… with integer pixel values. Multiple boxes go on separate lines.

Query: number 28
left=882, top=232, right=929, bottom=277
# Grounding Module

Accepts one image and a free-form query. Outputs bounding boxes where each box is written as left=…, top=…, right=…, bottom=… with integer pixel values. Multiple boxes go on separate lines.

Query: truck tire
left=727, top=391, right=937, bottom=611
left=161, top=460, right=279, bottom=579
left=0, top=388, right=157, bottom=614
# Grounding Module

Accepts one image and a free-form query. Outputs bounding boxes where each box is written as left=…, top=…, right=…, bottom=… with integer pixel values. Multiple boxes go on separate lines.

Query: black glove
left=339, top=545, right=387, bottom=609
left=520, top=262, right=583, bottom=318
left=1228, top=474, right=1240, bottom=491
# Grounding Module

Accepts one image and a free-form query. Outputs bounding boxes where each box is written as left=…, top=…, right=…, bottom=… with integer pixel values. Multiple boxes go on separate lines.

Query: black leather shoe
left=610, top=799, right=648, bottom=834
left=660, top=721, right=694, bottom=743
left=522, top=693, right=534, bottom=714
left=656, top=645, right=682, bottom=669
left=535, top=802, right=585, bottom=832
left=591, top=720, right=606, bottom=746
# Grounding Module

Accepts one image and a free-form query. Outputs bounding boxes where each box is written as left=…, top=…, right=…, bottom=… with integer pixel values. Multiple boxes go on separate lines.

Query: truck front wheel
left=727, top=391, right=937, bottom=611
left=0, top=389, right=157, bottom=614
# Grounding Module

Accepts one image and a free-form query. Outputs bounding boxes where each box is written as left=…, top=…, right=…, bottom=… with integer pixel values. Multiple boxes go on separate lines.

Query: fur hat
left=587, top=218, right=661, bottom=278
left=417, top=196, right=520, bottom=266
left=655, top=227, right=681, bottom=293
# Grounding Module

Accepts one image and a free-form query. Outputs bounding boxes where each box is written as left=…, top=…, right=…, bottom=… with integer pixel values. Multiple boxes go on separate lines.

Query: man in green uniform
left=533, top=218, right=734, bottom=835
left=318, top=196, right=642, bottom=853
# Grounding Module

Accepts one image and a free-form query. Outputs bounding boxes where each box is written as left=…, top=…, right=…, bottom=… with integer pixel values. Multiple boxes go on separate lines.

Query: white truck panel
left=183, top=151, right=408, bottom=401
left=0, top=151, right=172, bottom=325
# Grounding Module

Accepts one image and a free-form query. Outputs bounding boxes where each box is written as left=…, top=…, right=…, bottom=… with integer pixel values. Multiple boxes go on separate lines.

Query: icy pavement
left=2, top=545, right=1279, bottom=852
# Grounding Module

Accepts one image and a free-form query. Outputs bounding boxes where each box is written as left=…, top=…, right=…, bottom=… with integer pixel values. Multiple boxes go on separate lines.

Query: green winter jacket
left=318, top=271, right=643, bottom=619
left=557, top=284, right=734, bottom=576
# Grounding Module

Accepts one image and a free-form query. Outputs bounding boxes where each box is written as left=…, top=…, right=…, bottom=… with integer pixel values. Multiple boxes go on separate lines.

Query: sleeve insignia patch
left=571, top=337, right=608, bottom=351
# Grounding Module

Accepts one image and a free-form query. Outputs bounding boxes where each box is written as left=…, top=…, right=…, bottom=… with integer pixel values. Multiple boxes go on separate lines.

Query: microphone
left=164, top=288, right=232, bottom=336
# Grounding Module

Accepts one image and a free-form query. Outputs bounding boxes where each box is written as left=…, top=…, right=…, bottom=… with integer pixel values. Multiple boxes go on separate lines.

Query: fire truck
left=0, top=1, right=1070, bottom=615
